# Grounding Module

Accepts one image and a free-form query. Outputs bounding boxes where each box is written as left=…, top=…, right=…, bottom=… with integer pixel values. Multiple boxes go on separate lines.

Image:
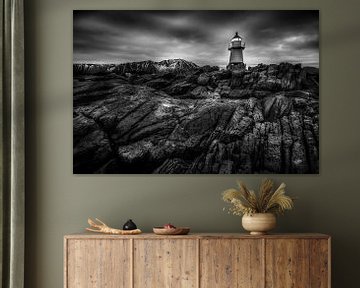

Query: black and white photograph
left=73, top=10, right=319, bottom=174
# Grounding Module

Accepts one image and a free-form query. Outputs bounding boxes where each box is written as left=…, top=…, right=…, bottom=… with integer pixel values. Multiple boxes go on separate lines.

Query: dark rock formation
left=73, top=60, right=319, bottom=174
left=73, top=63, right=117, bottom=76
left=74, top=58, right=198, bottom=76
left=157, top=59, right=199, bottom=74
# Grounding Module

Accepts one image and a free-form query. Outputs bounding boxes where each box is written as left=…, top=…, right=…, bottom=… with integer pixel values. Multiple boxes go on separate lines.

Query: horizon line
left=73, top=59, right=319, bottom=68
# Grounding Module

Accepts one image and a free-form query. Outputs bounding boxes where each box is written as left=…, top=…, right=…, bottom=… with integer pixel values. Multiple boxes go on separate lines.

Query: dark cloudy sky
left=74, top=10, right=319, bottom=67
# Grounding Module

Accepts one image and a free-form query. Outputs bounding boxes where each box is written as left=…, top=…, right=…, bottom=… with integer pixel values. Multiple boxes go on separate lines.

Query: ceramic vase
left=242, top=213, right=276, bottom=235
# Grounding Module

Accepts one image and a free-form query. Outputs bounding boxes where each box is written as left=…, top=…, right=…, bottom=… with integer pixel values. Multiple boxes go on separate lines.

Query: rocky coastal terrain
left=73, top=59, right=319, bottom=174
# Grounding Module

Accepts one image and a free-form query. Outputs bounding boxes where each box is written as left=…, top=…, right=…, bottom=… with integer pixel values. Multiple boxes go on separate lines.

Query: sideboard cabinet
left=64, top=233, right=330, bottom=288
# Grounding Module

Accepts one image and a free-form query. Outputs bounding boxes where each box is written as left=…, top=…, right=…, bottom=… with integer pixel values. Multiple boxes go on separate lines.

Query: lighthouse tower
left=227, top=32, right=246, bottom=70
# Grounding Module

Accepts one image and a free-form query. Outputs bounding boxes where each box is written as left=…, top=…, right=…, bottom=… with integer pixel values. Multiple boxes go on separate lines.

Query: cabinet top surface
left=64, top=232, right=330, bottom=240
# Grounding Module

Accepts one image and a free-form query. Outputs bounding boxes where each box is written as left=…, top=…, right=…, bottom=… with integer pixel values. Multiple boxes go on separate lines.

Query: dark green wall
left=25, top=0, right=360, bottom=287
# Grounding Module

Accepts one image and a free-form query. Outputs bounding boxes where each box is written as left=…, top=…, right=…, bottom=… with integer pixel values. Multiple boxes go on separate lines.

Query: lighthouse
left=227, top=32, right=246, bottom=70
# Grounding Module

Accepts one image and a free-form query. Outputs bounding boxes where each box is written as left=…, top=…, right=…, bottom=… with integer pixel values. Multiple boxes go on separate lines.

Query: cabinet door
left=66, top=239, right=131, bottom=288
left=134, top=239, right=198, bottom=288
left=266, top=239, right=309, bottom=287
left=200, top=239, right=264, bottom=288
left=309, top=239, right=330, bottom=288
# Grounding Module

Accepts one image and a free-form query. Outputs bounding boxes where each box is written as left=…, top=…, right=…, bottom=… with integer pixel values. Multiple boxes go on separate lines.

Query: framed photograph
left=73, top=10, right=319, bottom=174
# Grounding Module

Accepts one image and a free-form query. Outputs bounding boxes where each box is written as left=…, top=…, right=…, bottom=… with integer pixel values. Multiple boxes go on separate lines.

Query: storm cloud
left=73, top=10, right=319, bottom=67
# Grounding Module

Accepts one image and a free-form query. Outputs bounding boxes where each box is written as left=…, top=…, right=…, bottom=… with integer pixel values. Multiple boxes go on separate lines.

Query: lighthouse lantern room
left=227, top=32, right=246, bottom=70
